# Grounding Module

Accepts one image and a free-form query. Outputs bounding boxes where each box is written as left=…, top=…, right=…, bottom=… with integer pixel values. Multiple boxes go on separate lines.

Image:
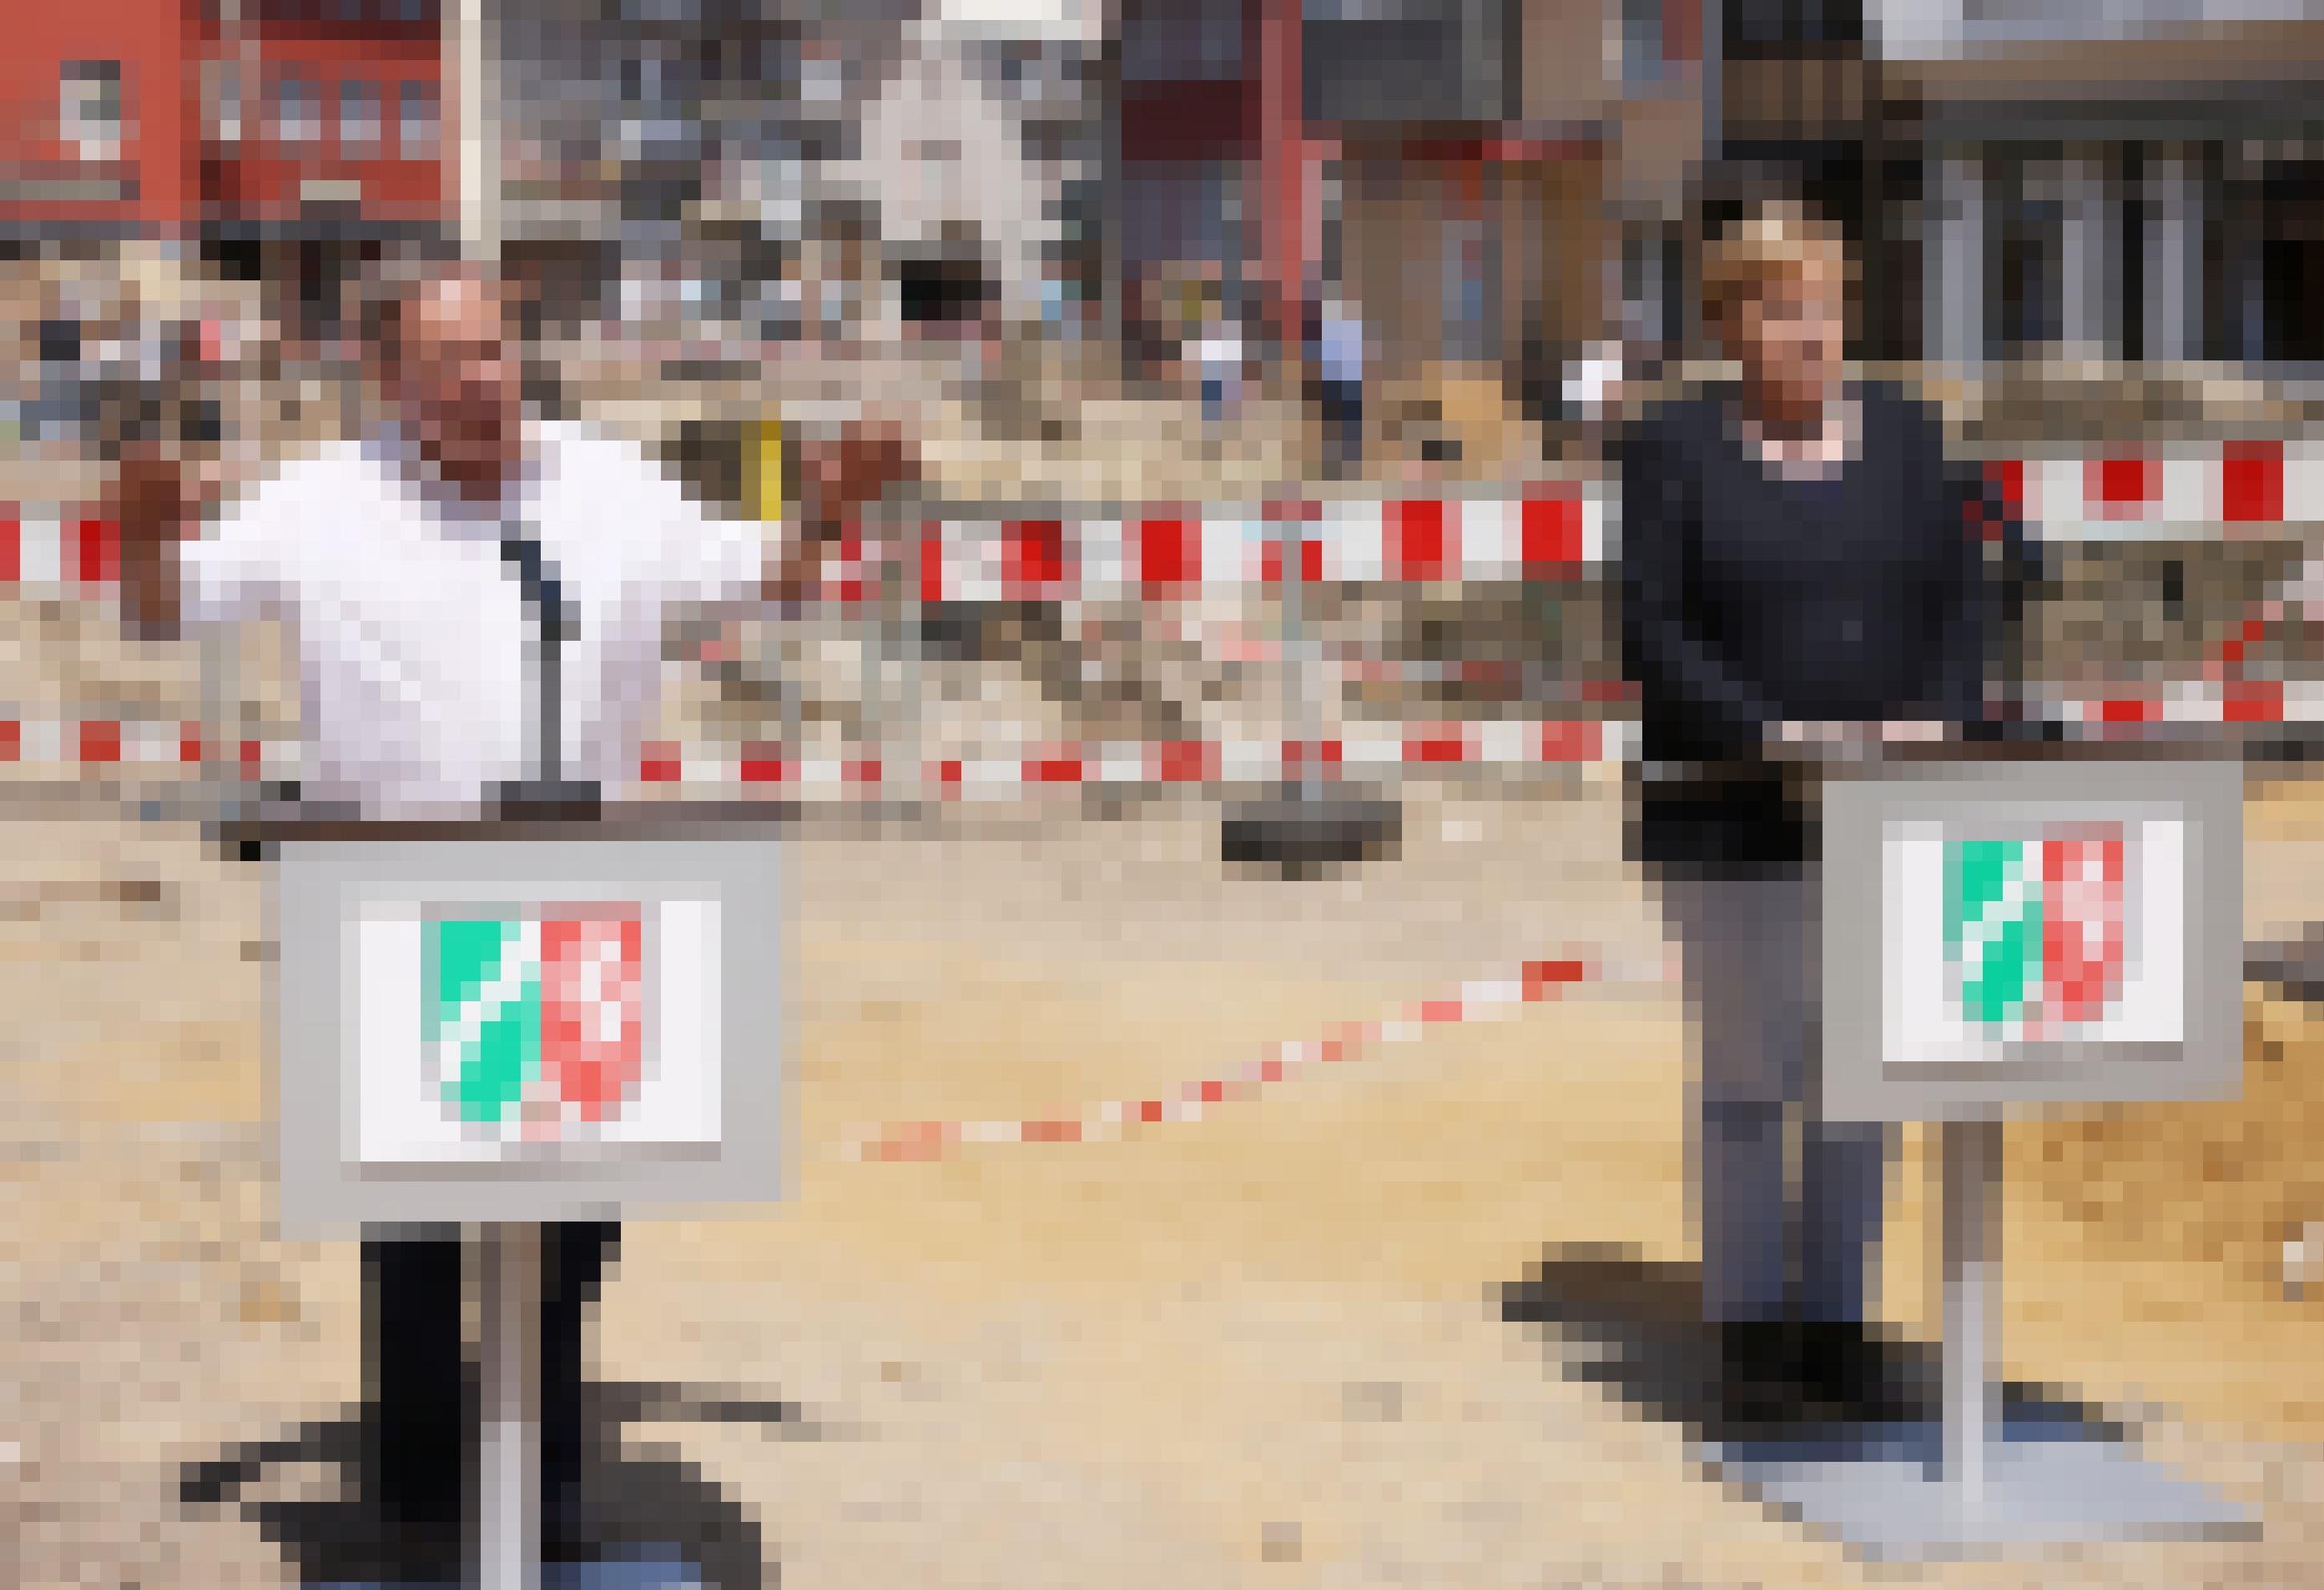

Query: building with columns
left=1875, top=4, right=2324, bottom=376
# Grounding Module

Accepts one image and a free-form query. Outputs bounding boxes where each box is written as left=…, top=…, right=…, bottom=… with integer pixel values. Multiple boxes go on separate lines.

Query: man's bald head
left=373, top=260, right=513, bottom=375
left=370, top=259, right=526, bottom=500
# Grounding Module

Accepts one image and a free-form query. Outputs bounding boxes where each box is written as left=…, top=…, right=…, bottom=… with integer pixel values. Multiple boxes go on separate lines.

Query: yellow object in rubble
left=751, top=414, right=784, bottom=525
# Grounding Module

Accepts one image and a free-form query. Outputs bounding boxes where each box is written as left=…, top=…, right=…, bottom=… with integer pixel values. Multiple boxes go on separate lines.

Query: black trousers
left=1309, top=377, right=1364, bottom=461
left=364, top=1222, right=619, bottom=1533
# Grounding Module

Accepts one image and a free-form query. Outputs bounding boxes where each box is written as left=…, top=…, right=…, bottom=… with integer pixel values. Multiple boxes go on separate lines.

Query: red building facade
left=0, top=0, right=448, bottom=242
left=201, top=0, right=446, bottom=233
left=0, top=0, right=202, bottom=236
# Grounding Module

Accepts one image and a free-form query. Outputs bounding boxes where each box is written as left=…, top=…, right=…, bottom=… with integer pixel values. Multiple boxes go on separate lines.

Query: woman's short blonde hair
left=1700, top=198, right=1856, bottom=335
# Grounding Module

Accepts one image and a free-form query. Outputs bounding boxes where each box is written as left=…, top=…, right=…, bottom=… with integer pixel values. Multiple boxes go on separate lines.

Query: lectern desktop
left=230, top=805, right=785, bottom=1590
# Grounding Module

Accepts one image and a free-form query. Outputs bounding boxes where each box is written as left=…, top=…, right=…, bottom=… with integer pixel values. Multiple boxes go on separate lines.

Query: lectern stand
left=481, top=1219, right=542, bottom=1590
left=1698, top=734, right=2259, bottom=1557
left=229, top=804, right=785, bottom=1590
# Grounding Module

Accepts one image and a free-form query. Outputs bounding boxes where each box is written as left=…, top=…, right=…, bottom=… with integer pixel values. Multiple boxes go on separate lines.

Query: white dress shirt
left=184, top=417, right=766, bottom=817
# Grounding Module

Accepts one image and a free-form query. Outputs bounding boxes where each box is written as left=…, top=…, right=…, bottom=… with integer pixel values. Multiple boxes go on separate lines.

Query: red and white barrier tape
left=0, top=721, right=296, bottom=775
left=15, top=688, right=2324, bottom=795
left=844, top=950, right=1679, bottom=1164
left=635, top=719, right=1635, bottom=794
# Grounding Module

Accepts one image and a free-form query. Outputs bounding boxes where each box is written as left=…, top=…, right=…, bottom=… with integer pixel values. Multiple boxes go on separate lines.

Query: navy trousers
left=1660, top=874, right=1890, bottom=1325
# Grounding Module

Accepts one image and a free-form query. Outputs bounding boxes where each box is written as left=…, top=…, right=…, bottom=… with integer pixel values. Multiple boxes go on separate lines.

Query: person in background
left=34, top=286, right=86, bottom=450
left=1128, top=268, right=1186, bottom=393
left=1618, top=191, right=2021, bottom=1433
left=1308, top=291, right=1367, bottom=477
left=117, top=251, right=914, bottom=1574
left=1192, top=279, right=1247, bottom=422
left=1563, top=340, right=1628, bottom=424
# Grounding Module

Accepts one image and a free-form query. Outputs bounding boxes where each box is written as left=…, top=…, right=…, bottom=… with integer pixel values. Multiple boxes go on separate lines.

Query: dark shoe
left=1719, top=1318, right=1799, bottom=1384
left=1715, top=1318, right=1806, bottom=1435
left=1797, top=1320, right=1919, bottom=1424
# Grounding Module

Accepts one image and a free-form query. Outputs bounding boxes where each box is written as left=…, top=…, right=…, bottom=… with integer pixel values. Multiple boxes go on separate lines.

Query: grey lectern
left=228, top=803, right=785, bottom=1590
left=1703, top=732, right=2257, bottom=1558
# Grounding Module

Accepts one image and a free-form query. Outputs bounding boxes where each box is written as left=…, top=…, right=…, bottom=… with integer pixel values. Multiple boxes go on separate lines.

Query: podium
left=1701, top=733, right=2258, bottom=1556
left=230, top=803, right=785, bottom=1590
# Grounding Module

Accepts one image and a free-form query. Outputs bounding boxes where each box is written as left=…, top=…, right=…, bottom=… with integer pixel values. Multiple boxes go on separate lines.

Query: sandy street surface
left=13, top=783, right=2324, bottom=1588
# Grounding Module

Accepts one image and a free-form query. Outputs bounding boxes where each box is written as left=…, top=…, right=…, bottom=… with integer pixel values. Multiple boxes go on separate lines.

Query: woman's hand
left=1876, top=719, right=1949, bottom=747
left=1764, top=719, right=1898, bottom=769
left=1767, top=719, right=1858, bottom=750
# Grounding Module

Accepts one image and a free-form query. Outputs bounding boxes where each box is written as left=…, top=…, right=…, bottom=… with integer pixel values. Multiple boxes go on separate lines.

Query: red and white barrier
left=6, top=449, right=2321, bottom=807
left=6, top=453, right=2318, bottom=606
left=916, top=491, right=1612, bottom=602
left=1985, top=443, right=2324, bottom=541
left=0, top=722, right=300, bottom=778
left=0, top=509, right=122, bottom=589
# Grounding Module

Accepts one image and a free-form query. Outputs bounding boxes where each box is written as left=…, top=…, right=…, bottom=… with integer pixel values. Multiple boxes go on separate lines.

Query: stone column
left=449, top=0, right=501, bottom=260
left=2057, top=145, right=2120, bottom=363
left=2144, top=143, right=2206, bottom=364
left=1927, top=149, right=1987, bottom=374
left=2228, top=151, right=2269, bottom=367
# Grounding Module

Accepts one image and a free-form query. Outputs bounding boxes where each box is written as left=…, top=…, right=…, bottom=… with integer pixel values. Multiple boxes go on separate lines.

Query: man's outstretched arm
left=759, top=421, right=920, bottom=605
left=115, top=443, right=206, bottom=643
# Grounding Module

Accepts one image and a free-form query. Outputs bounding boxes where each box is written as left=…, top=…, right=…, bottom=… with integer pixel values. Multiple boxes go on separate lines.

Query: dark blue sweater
left=1618, top=382, right=2024, bottom=879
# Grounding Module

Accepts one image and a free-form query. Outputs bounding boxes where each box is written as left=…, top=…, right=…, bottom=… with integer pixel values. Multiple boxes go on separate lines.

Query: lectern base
left=1703, top=1416, right=2258, bottom=1560
left=1220, top=785, right=1401, bottom=874
left=318, top=1551, right=700, bottom=1590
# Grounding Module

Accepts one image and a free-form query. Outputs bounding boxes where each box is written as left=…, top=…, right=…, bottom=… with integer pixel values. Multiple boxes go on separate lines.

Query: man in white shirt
left=121, top=256, right=912, bottom=1571
left=177, top=292, right=772, bottom=815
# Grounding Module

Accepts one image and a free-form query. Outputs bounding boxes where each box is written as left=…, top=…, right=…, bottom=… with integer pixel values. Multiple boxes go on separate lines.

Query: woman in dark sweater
left=1619, top=195, right=2017, bottom=1429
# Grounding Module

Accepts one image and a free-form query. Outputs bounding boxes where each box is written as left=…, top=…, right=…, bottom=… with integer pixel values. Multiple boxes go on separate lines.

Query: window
left=1727, top=0, right=1865, bottom=50
left=60, top=61, right=123, bottom=163
left=1622, top=0, right=1667, bottom=86
left=205, top=59, right=244, bottom=144
left=896, top=256, right=993, bottom=332
left=798, top=52, right=844, bottom=106
left=276, top=73, right=321, bottom=148
left=339, top=78, right=379, bottom=156
left=1122, top=0, right=1244, bottom=83
left=1443, top=217, right=1495, bottom=364
left=252, top=0, right=435, bottom=18
left=397, top=80, right=438, bottom=159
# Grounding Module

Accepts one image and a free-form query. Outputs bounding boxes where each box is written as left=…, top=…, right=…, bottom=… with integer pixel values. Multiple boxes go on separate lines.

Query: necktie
left=498, top=525, right=569, bottom=784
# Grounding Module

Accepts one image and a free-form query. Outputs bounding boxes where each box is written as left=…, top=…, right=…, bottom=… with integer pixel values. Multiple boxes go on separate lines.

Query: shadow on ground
left=1498, top=1242, right=2125, bottom=1451
left=178, top=1379, right=808, bottom=1588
